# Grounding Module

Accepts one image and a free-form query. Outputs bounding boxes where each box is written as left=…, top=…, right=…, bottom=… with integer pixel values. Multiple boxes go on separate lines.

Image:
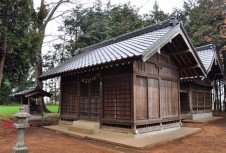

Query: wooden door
left=79, top=79, right=100, bottom=120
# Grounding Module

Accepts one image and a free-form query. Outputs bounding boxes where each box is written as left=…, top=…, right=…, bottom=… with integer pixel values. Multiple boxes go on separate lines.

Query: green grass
left=0, top=105, right=20, bottom=115
left=46, top=105, right=59, bottom=113
left=0, top=105, right=59, bottom=115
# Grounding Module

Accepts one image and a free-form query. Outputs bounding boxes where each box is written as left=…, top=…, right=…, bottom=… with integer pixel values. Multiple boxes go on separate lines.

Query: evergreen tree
left=183, top=0, right=225, bottom=46
left=144, top=1, right=169, bottom=25
left=0, top=0, right=34, bottom=87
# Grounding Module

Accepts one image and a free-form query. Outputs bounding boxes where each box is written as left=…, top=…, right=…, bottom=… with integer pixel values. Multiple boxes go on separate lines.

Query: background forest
left=0, top=0, right=225, bottom=111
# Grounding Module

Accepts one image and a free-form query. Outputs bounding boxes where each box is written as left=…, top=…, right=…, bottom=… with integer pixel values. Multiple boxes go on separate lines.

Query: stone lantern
left=12, top=106, right=31, bottom=153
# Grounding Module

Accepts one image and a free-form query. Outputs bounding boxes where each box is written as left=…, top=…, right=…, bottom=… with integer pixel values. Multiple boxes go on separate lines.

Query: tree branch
left=43, top=0, right=69, bottom=30
left=49, top=10, right=72, bottom=21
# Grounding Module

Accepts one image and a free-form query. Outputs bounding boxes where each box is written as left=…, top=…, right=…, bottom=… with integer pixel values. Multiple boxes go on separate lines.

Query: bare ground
left=1, top=114, right=226, bottom=153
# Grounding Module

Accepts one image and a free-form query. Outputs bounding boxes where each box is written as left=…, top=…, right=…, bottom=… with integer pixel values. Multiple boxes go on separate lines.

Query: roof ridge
left=196, top=44, right=214, bottom=51
left=74, top=18, right=179, bottom=55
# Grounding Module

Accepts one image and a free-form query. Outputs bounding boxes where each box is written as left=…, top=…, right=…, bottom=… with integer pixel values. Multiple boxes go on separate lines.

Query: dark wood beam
left=178, top=64, right=199, bottom=71
left=171, top=41, right=179, bottom=51
left=168, top=49, right=190, bottom=56
left=173, top=55, right=182, bottom=65
left=180, top=69, right=190, bottom=77
left=183, top=53, right=192, bottom=64
left=174, top=38, right=183, bottom=48
left=178, top=54, right=187, bottom=65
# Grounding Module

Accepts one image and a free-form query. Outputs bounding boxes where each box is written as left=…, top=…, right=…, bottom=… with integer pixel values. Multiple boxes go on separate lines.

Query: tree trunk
left=0, top=49, right=6, bottom=88
left=0, top=28, right=7, bottom=87
left=35, top=34, right=51, bottom=113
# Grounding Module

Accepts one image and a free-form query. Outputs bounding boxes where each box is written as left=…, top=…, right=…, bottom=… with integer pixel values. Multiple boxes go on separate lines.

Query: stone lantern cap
left=13, top=107, right=31, bottom=118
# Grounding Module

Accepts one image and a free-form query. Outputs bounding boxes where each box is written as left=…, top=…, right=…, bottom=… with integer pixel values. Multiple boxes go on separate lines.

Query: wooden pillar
left=131, top=72, right=136, bottom=133
left=224, top=84, right=226, bottom=112
left=77, top=75, right=80, bottom=120
left=28, top=97, right=30, bottom=114
left=219, top=79, right=222, bottom=112
left=59, top=77, right=62, bottom=117
left=99, top=77, right=103, bottom=125
left=188, top=84, right=193, bottom=113
left=20, top=97, right=23, bottom=106
left=158, top=78, right=161, bottom=119
left=177, top=79, right=180, bottom=122
left=132, top=62, right=137, bottom=133
left=40, top=97, right=44, bottom=116
left=214, top=79, right=217, bottom=111
left=223, top=51, right=226, bottom=112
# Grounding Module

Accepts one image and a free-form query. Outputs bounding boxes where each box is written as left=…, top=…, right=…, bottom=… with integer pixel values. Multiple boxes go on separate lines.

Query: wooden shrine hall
left=14, top=85, right=51, bottom=118
left=40, top=18, right=206, bottom=134
left=180, top=44, right=223, bottom=120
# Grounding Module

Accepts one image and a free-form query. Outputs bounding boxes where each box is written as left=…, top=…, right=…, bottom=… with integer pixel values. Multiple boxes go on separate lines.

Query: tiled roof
left=40, top=18, right=206, bottom=80
left=196, top=44, right=218, bottom=73
left=41, top=21, right=175, bottom=79
left=14, top=86, right=51, bottom=97
left=14, top=87, right=35, bottom=96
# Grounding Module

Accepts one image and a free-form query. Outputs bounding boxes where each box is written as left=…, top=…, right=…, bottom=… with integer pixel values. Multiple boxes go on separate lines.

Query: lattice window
left=103, top=76, right=131, bottom=120
left=197, top=91, right=204, bottom=108
left=80, top=79, right=100, bottom=119
left=61, top=82, right=78, bottom=116
left=205, top=92, right=211, bottom=108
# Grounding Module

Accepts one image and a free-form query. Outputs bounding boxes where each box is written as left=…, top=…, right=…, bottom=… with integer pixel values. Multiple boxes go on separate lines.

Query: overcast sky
left=34, top=0, right=185, bottom=54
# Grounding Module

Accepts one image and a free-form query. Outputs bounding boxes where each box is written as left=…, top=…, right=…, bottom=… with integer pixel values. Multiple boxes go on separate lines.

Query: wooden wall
left=191, top=86, right=212, bottom=112
left=79, top=79, right=100, bottom=120
left=180, top=83, right=212, bottom=114
left=60, top=55, right=181, bottom=133
left=134, top=53, right=180, bottom=124
left=61, top=76, right=79, bottom=120
left=103, top=75, right=131, bottom=121
left=60, top=64, right=133, bottom=123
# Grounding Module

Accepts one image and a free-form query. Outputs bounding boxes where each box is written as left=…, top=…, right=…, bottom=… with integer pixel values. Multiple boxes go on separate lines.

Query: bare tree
left=34, top=0, right=77, bottom=112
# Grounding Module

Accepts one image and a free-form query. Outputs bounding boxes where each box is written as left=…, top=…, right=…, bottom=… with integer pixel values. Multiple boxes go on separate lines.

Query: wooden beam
left=183, top=53, right=192, bottom=64
left=178, top=64, right=199, bottom=71
left=173, top=55, right=182, bottom=65
left=174, top=36, right=184, bottom=50
left=171, top=41, right=180, bottom=52
left=99, top=77, right=103, bottom=124
left=178, top=54, right=187, bottom=65
left=168, top=49, right=190, bottom=56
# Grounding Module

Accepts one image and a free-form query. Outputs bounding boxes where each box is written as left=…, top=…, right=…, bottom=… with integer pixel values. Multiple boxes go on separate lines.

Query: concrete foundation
left=44, top=125, right=200, bottom=149
left=181, top=112, right=213, bottom=120
left=68, top=120, right=100, bottom=135
left=28, top=115, right=43, bottom=126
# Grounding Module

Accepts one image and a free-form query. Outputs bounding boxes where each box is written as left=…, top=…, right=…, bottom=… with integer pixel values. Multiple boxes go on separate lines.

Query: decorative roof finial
left=170, top=17, right=179, bottom=27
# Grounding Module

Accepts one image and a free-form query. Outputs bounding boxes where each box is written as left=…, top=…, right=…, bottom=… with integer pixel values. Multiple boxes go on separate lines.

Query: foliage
left=144, top=1, right=169, bottom=25
left=50, top=1, right=144, bottom=64
left=0, top=0, right=35, bottom=85
left=182, top=0, right=225, bottom=47
left=0, top=115, right=16, bottom=135
left=0, top=79, right=12, bottom=105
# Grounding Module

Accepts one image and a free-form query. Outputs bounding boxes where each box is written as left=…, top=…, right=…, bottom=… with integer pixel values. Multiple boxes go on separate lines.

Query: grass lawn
left=0, top=105, right=59, bottom=115
left=46, top=105, right=59, bottom=113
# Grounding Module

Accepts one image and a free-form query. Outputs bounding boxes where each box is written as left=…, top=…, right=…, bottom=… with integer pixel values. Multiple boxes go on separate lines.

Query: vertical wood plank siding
left=134, top=53, right=179, bottom=121
left=148, top=78, right=159, bottom=118
left=181, top=83, right=212, bottom=113
left=61, top=76, right=79, bottom=119
left=135, top=76, right=148, bottom=120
